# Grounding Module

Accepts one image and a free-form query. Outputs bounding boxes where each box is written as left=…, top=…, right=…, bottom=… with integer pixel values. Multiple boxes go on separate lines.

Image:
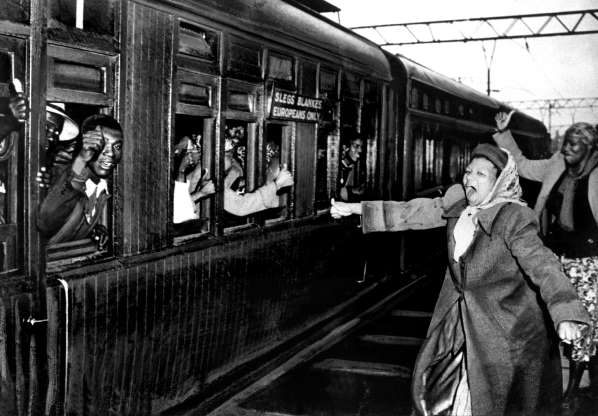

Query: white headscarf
left=453, top=148, right=526, bottom=262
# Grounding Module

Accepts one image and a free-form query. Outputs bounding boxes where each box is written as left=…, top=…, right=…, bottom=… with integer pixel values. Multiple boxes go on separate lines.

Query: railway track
left=207, top=273, right=441, bottom=416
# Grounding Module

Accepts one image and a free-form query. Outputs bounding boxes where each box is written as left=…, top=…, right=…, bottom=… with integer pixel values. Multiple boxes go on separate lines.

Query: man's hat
left=46, top=102, right=79, bottom=141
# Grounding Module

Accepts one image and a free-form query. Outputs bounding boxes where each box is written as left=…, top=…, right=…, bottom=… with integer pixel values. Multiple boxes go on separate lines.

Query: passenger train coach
left=0, top=1, right=548, bottom=414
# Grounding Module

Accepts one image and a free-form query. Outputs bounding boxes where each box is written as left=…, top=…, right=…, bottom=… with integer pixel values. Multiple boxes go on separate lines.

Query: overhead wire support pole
left=350, top=9, right=598, bottom=45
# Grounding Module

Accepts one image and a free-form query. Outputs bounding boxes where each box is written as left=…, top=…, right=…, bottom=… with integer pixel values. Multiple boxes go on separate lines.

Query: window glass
left=227, top=39, right=261, bottom=81
left=49, top=0, right=116, bottom=36
left=268, top=53, right=294, bottom=82
left=178, top=22, right=218, bottom=62
left=299, top=62, right=317, bottom=96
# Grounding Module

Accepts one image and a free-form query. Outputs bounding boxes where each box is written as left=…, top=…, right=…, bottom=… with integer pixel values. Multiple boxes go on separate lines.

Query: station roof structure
left=349, top=9, right=598, bottom=46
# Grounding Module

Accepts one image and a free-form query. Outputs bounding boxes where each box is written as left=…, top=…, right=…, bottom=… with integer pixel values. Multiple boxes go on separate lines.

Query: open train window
left=48, top=0, right=117, bottom=37
left=172, top=70, right=216, bottom=241
left=222, top=120, right=257, bottom=230
left=315, top=68, right=338, bottom=210
left=0, top=36, right=25, bottom=276
left=258, top=123, right=291, bottom=222
left=172, top=115, right=214, bottom=238
left=44, top=103, right=116, bottom=266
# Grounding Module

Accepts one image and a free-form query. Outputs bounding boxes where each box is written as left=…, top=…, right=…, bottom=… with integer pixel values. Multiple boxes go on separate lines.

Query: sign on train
left=270, top=88, right=323, bottom=122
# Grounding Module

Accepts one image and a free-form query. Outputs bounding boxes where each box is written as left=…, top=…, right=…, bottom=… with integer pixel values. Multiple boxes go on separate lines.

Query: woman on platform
left=331, top=143, right=589, bottom=415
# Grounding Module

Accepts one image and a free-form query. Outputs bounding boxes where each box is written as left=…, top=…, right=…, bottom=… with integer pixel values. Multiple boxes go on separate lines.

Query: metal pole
left=487, top=67, right=491, bottom=96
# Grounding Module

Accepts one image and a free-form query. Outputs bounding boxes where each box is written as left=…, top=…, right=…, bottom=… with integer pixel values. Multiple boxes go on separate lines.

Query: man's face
left=89, top=127, right=123, bottom=178
left=45, top=112, right=64, bottom=141
left=345, top=139, right=363, bottom=163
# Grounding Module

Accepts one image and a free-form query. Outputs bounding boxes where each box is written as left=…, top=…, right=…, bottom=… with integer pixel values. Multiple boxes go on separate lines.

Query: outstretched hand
left=330, top=198, right=354, bottom=219
left=495, top=110, right=515, bottom=132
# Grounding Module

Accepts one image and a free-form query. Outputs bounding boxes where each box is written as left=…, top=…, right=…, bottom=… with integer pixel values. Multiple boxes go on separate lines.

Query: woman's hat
left=46, top=102, right=79, bottom=141
left=471, top=143, right=507, bottom=170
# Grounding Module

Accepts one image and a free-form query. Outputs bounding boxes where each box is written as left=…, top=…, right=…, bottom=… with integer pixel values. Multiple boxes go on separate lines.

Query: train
left=0, top=0, right=548, bottom=415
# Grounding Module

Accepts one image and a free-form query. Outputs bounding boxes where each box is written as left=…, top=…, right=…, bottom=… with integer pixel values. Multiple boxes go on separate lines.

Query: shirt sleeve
left=173, top=180, right=199, bottom=224
left=492, top=130, right=554, bottom=182
left=37, top=169, right=86, bottom=237
left=360, top=184, right=465, bottom=233
left=224, top=182, right=280, bottom=217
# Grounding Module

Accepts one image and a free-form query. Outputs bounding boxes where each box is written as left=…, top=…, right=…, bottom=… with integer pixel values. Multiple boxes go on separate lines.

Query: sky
left=323, top=0, right=598, bottom=137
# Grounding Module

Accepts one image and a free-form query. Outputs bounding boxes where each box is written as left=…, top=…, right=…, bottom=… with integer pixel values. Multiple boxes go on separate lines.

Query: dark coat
left=362, top=192, right=590, bottom=416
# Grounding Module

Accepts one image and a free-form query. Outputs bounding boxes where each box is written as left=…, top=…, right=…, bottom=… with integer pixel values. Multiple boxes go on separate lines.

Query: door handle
left=23, top=316, right=48, bottom=326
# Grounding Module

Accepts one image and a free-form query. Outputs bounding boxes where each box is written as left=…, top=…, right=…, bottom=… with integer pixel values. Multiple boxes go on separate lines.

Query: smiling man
left=38, top=115, right=123, bottom=248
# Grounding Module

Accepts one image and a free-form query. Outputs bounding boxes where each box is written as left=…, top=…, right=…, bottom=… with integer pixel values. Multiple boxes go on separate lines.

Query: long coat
left=361, top=189, right=590, bottom=416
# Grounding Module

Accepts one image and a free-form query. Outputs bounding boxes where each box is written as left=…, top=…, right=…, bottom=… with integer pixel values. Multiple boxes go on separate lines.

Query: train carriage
left=0, top=1, right=548, bottom=415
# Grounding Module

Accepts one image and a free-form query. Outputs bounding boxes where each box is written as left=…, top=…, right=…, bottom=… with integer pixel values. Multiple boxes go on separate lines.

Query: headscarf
left=453, top=147, right=526, bottom=261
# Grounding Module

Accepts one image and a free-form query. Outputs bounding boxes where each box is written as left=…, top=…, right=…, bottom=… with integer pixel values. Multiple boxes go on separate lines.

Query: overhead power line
left=350, top=9, right=598, bottom=45
left=506, top=97, right=598, bottom=111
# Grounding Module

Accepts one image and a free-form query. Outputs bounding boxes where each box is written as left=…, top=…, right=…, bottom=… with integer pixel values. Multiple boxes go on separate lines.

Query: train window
left=413, top=127, right=424, bottom=191
left=172, top=70, right=216, bottom=239
left=0, top=36, right=25, bottom=275
left=444, top=99, right=451, bottom=115
left=178, top=22, right=218, bottom=62
left=364, top=81, right=377, bottom=104
left=48, top=0, right=116, bottom=36
left=223, top=120, right=256, bottom=229
left=0, top=1, right=29, bottom=24
left=319, top=68, right=338, bottom=124
left=172, top=115, right=213, bottom=236
left=320, top=69, right=337, bottom=97
left=267, top=52, right=294, bottom=84
left=457, top=103, right=465, bottom=117
left=410, top=87, right=419, bottom=109
left=434, top=137, right=444, bottom=185
left=299, top=61, right=317, bottom=97
left=341, top=72, right=360, bottom=100
left=422, top=93, right=430, bottom=112
left=47, top=45, right=115, bottom=103
left=228, top=91, right=254, bottom=113
left=259, top=123, right=291, bottom=222
left=43, top=103, right=117, bottom=265
left=434, top=97, right=442, bottom=114
left=315, top=69, right=338, bottom=210
left=227, top=37, right=262, bottom=81
left=314, top=124, right=333, bottom=211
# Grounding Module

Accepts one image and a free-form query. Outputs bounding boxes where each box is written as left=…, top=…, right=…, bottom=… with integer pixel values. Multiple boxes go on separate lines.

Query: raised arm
left=493, top=111, right=555, bottom=182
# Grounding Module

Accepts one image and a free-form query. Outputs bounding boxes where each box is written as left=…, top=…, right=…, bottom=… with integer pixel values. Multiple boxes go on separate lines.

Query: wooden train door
left=0, top=33, right=46, bottom=416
